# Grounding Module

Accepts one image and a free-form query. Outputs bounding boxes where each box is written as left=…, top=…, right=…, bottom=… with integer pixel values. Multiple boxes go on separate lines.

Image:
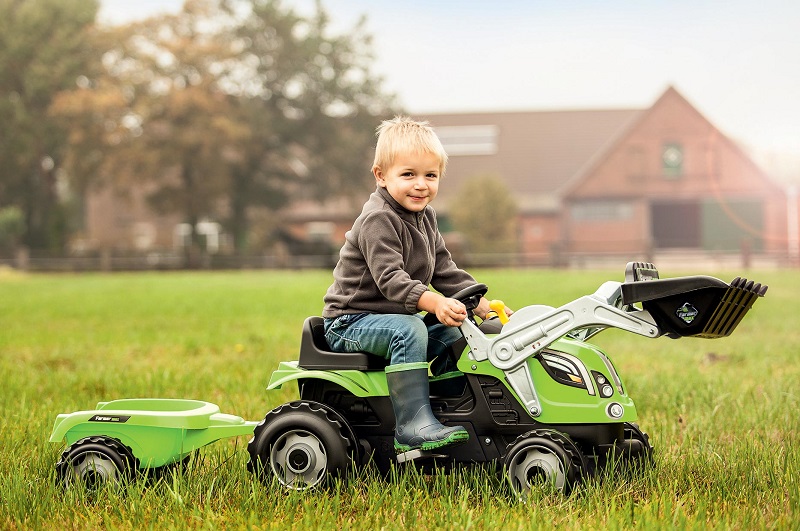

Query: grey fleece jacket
left=323, top=187, right=476, bottom=318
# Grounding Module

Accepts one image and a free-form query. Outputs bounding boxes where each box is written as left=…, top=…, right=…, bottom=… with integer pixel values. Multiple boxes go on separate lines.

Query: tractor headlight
left=592, top=371, right=614, bottom=397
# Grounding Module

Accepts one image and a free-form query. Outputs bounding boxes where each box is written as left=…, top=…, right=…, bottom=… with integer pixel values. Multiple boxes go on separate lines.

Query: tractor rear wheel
left=248, top=400, right=356, bottom=490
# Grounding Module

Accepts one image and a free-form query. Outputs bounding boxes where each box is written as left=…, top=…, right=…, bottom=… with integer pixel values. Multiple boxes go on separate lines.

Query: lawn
left=0, top=267, right=798, bottom=529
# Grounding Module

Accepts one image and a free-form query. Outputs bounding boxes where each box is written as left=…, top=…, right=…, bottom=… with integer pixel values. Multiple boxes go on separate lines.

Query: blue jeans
left=323, top=313, right=462, bottom=373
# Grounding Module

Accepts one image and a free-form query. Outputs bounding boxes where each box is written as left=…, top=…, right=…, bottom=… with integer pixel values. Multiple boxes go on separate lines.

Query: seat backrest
left=298, top=316, right=389, bottom=371
left=307, top=316, right=331, bottom=351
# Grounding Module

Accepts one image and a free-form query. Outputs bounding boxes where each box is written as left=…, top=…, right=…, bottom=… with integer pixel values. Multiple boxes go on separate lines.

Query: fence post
left=15, top=247, right=29, bottom=271
left=100, top=248, right=112, bottom=272
left=740, top=238, right=752, bottom=270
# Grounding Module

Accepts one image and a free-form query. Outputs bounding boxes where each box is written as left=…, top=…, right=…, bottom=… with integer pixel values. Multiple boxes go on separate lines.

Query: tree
left=223, top=0, right=396, bottom=251
left=0, top=0, right=99, bottom=250
left=54, top=0, right=396, bottom=257
left=0, top=206, right=24, bottom=254
left=449, top=174, right=518, bottom=255
left=57, top=0, right=249, bottom=264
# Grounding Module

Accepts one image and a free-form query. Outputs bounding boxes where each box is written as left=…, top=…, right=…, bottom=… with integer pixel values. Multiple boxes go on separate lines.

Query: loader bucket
left=621, top=273, right=767, bottom=339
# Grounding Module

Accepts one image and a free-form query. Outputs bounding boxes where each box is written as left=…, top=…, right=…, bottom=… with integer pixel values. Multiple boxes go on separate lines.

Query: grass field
left=1, top=267, right=798, bottom=529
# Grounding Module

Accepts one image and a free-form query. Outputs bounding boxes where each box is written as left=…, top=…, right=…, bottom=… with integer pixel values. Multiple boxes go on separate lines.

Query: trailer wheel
left=55, top=436, right=138, bottom=491
left=503, top=429, right=587, bottom=497
left=248, top=401, right=354, bottom=490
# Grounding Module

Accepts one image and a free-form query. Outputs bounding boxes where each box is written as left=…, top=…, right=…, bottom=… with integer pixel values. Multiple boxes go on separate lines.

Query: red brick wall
left=518, top=214, right=560, bottom=255
left=564, top=88, right=787, bottom=253
left=563, top=199, right=651, bottom=254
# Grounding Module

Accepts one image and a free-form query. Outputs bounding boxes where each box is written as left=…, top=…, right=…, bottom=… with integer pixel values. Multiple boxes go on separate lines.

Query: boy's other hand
left=475, top=296, right=514, bottom=321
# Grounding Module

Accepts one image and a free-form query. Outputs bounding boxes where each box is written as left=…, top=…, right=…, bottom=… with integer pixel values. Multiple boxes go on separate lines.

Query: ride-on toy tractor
left=50, top=262, right=766, bottom=497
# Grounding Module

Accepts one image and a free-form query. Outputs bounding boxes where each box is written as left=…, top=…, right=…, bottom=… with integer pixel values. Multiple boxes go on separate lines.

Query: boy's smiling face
left=373, top=151, right=441, bottom=212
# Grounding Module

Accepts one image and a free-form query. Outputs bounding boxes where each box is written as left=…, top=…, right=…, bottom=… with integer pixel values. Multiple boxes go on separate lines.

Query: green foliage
left=0, top=0, right=100, bottom=249
left=0, top=0, right=396, bottom=253
left=46, top=0, right=396, bottom=255
left=225, top=0, right=397, bottom=248
left=449, top=174, right=518, bottom=254
left=0, top=206, right=24, bottom=252
left=0, top=268, right=798, bottom=528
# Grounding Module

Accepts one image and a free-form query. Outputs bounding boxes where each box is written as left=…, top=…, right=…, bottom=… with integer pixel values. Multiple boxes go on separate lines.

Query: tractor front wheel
left=621, top=422, right=654, bottom=466
left=503, top=429, right=587, bottom=497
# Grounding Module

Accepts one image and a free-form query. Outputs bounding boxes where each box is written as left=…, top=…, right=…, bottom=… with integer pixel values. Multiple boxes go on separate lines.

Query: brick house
left=421, top=86, right=789, bottom=264
left=80, top=86, right=791, bottom=266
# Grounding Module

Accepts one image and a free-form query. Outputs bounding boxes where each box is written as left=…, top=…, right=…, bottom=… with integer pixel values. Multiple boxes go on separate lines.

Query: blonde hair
left=372, top=116, right=448, bottom=176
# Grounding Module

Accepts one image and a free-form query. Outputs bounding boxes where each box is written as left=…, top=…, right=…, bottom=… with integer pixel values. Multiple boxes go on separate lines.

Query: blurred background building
left=81, top=86, right=789, bottom=268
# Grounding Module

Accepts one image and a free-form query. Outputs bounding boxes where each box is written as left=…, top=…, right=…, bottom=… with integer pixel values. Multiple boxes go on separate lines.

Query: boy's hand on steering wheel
left=434, top=297, right=467, bottom=327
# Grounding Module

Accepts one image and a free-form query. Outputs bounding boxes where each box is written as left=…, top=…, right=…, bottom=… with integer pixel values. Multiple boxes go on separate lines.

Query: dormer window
left=662, top=143, right=684, bottom=178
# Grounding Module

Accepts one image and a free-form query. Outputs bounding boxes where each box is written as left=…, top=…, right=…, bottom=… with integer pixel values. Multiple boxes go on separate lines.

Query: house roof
left=420, top=107, right=642, bottom=214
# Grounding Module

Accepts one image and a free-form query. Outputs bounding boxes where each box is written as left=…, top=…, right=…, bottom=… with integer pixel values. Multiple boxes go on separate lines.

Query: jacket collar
left=376, top=186, right=426, bottom=223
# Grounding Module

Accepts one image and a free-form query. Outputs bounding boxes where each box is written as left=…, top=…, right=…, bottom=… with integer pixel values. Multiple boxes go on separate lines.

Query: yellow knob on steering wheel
left=489, top=300, right=509, bottom=325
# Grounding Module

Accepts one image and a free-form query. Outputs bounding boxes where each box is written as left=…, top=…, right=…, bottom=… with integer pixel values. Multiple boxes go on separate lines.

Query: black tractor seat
left=297, top=316, right=389, bottom=371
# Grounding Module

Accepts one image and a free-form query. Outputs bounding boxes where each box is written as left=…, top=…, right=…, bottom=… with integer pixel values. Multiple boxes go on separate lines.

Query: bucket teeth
left=698, top=276, right=767, bottom=338
left=733, top=277, right=768, bottom=297
left=729, top=276, right=767, bottom=296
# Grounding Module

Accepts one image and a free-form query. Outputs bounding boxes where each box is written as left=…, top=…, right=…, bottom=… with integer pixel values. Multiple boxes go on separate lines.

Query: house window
left=435, top=125, right=498, bottom=156
left=571, top=200, right=633, bottom=221
left=307, top=222, right=334, bottom=241
left=662, top=143, right=684, bottom=178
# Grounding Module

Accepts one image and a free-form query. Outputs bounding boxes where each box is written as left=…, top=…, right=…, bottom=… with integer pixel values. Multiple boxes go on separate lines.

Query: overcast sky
left=99, top=0, right=800, bottom=181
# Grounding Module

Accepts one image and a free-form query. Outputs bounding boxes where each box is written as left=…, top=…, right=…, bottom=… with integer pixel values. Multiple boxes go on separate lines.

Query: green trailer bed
left=51, top=398, right=258, bottom=470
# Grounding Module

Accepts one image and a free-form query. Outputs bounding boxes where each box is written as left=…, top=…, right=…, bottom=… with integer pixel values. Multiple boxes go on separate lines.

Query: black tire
left=247, top=400, right=355, bottom=490
left=503, top=429, right=587, bottom=497
left=621, top=422, right=654, bottom=466
left=55, top=436, right=138, bottom=491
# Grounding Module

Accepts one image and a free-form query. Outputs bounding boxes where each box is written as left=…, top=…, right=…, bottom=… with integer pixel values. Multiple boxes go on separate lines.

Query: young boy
left=323, top=116, right=492, bottom=452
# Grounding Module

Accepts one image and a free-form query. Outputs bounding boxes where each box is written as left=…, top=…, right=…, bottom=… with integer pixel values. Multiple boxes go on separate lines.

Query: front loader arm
left=477, top=282, right=658, bottom=371
left=461, top=281, right=659, bottom=416
left=461, top=263, right=766, bottom=418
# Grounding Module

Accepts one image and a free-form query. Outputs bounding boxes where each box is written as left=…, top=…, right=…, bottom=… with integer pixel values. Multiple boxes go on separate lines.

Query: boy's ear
left=373, top=166, right=386, bottom=187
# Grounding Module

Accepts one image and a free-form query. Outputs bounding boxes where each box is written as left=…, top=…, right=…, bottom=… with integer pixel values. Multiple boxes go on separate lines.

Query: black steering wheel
left=422, top=283, right=488, bottom=326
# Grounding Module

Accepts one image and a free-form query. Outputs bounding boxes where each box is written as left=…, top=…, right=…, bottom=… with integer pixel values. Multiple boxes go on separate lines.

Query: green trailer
left=51, top=398, right=258, bottom=488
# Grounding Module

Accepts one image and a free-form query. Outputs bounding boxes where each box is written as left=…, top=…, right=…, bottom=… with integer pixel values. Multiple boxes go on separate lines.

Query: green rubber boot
left=386, top=363, right=469, bottom=452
